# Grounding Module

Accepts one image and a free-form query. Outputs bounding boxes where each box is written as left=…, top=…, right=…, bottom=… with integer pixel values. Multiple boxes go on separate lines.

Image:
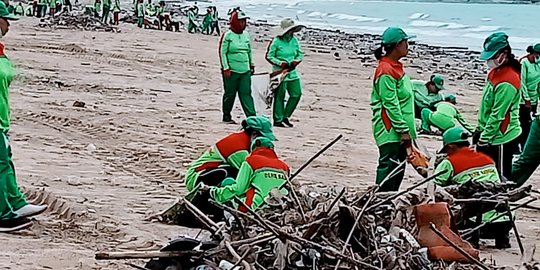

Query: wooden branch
left=506, top=200, right=524, bottom=255
left=429, top=223, right=489, bottom=270
left=95, top=250, right=202, bottom=260
left=303, top=187, right=347, bottom=240
left=225, top=241, right=252, bottom=270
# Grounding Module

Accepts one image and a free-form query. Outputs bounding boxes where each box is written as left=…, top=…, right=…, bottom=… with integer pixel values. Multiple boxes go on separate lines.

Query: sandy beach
left=1, top=16, right=539, bottom=269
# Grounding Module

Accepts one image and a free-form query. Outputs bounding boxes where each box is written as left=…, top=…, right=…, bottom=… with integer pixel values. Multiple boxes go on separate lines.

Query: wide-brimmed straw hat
left=276, top=18, right=304, bottom=37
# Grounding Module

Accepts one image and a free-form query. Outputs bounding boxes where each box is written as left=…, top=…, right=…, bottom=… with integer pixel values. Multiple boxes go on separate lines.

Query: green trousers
left=376, top=142, right=407, bottom=192
left=420, top=108, right=433, bottom=132
left=222, top=71, right=256, bottom=122
left=188, top=21, right=197, bottom=33
left=137, top=16, right=144, bottom=28
left=0, top=132, right=27, bottom=221
left=512, top=118, right=540, bottom=186
left=102, top=5, right=110, bottom=24
left=273, top=79, right=302, bottom=124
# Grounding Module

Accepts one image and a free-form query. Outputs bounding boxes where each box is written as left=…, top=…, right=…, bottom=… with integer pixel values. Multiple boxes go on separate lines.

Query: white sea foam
left=307, top=11, right=324, bottom=17
left=469, top=25, right=502, bottom=32
left=327, top=13, right=385, bottom=23
left=409, top=12, right=430, bottom=19
left=409, top=20, right=448, bottom=28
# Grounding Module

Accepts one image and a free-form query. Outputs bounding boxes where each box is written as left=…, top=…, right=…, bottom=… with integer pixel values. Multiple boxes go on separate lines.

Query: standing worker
left=14, top=3, right=24, bottom=16
left=421, top=94, right=475, bottom=134
left=156, top=1, right=165, bottom=30
left=208, top=137, right=289, bottom=212
left=187, top=6, right=198, bottom=33
left=201, top=7, right=212, bottom=35
left=94, top=0, right=101, bottom=18
left=0, top=2, right=48, bottom=232
left=101, top=0, right=111, bottom=24
left=210, top=6, right=220, bottom=36
left=517, top=44, right=540, bottom=152
left=219, top=10, right=256, bottom=124
left=136, top=0, right=144, bottom=28
left=512, top=104, right=540, bottom=186
left=265, top=18, right=305, bottom=128
left=475, top=32, right=522, bottom=181
left=371, top=27, right=417, bottom=192
left=112, top=0, right=120, bottom=25
left=49, top=0, right=56, bottom=16
left=412, top=74, right=445, bottom=118
left=184, top=116, right=276, bottom=192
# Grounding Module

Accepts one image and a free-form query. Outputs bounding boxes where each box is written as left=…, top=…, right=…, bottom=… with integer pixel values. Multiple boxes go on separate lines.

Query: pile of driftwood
left=38, top=13, right=120, bottom=32
left=96, top=175, right=540, bottom=270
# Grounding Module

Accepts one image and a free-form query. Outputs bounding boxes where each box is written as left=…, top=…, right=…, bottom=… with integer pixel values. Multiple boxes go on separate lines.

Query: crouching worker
left=184, top=116, right=276, bottom=193
left=209, top=137, right=289, bottom=212
left=421, top=94, right=475, bottom=135
left=434, top=127, right=511, bottom=249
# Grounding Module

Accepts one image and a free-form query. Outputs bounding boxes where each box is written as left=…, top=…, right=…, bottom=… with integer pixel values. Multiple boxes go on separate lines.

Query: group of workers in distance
left=7, top=0, right=73, bottom=18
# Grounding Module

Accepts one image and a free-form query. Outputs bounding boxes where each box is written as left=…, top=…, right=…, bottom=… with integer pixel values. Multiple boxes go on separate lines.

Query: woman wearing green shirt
left=265, top=18, right=305, bottom=128
left=475, top=32, right=522, bottom=181
left=371, top=27, right=416, bottom=192
left=517, top=44, right=540, bottom=151
left=219, top=10, right=256, bottom=124
left=0, top=3, right=47, bottom=232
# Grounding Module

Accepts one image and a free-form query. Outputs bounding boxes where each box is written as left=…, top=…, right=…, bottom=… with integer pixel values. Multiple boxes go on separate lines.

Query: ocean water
left=212, top=0, right=540, bottom=53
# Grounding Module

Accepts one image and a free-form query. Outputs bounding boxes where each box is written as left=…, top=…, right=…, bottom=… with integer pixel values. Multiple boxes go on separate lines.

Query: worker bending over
left=421, top=94, right=474, bottom=134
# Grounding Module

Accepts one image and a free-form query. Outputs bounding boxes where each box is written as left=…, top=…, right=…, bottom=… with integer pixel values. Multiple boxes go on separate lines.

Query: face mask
left=486, top=52, right=506, bottom=69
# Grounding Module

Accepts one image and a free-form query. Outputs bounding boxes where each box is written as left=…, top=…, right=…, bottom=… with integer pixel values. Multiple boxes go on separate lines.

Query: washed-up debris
left=38, top=13, right=120, bottom=32
left=96, top=175, right=540, bottom=270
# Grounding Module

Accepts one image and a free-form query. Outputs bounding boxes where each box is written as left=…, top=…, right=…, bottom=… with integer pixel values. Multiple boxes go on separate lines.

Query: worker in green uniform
left=112, top=0, right=120, bottom=25
left=210, top=6, right=220, bottom=36
left=421, top=94, right=474, bottom=134
left=145, top=0, right=155, bottom=16
left=156, top=1, right=164, bottom=30
left=14, top=3, right=24, bottom=16
left=94, top=0, right=101, bottom=18
left=200, top=7, right=212, bottom=35
left=434, top=127, right=511, bottom=249
left=475, top=32, right=522, bottom=181
left=209, top=137, right=289, bottom=212
left=136, top=0, right=144, bottom=28
left=38, top=0, right=47, bottom=18
left=371, top=27, right=416, bottom=192
left=0, top=3, right=48, bottom=232
left=49, top=0, right=57, bottom=16
left=411, top=74, right=445, bottom=118
left=102, top=0, right=111, bottom=24
left=265, top=18, right=305, bottom=128
left=517, top=44, right=540, bottom=151
left=184, top=116, right=276, bottom=192
left=187, top=6, right=198, bottom=33
left=219, top=10, right=256, bottom=124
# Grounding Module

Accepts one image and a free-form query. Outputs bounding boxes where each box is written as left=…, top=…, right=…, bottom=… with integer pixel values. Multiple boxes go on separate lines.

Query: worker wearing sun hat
left=371, top=27, right=416, bottom=191
left=184, top=116, right=276, bottom=193
left=474, top=32, right=522, bottom=182
left=219, top=10, right=256, bottom=123
left=265, top=18, right=305, bottom=128
left=420, top=93, right=475, bottom=134
left=209, top=136, right=289, bottom=212
left=412, top=74, right=445, bottom=119
left=0, top=2, right=49, bottom=232
left=433, top=126, right=511, bottom=249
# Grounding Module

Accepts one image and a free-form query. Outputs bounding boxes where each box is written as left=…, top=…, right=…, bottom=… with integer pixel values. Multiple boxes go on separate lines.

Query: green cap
left=532, top=43, right=540, bottom=54
left=431, top=74, right=445, bottom=90
left=480, top=32, right=509, bottom=60
left=445, top=93, right=456, bottom=103
left=250, top=137, right=275, bottom=152
left=244, top=116, right=276, bottom=141
left=0, top=1, right=19, bottom=20
left=440, top=127, right=469, bottom=153
left=237, top=11, right=249, bottom=20
left=381, top=27, right=416, bottom=45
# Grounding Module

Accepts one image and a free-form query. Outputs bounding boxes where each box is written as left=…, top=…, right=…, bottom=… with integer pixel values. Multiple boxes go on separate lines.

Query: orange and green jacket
left=477, top=65, right=522, bottom=145
left=371, top=57, right=417, bottom=146
left=210, top=147, right=289, bottom=211
left=184, top=131, right=251, bottom=191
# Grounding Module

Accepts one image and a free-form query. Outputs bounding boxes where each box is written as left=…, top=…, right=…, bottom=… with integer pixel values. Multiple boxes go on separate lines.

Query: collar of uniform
left=0, top=43, right=5, bottom=57
left=380, top=56, right=403, bottom=69
left=250, top=147, right=278, bottom=159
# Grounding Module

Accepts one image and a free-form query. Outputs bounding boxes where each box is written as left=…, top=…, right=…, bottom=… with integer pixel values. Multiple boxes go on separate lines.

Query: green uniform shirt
left=113, top=0, right=120, bottom=11
left=434, top=147, right=507, bottom=222
left=521, top=58, right=540, bottom=105
left=184, top=132, right=251, bottom=191
left=477, top=66, right=522, bottom=145
left=430, top=102, right=475, bottom=133
left=187, top=9, right=196, bottom=22
left=14, top=5, right=24, bottom=14
left=265, top=35, right=304, bottom=81
left=103, top=0, right=111, bottom=7
left=210, top=148, right=289, bottom=211
left=0, top=57, right=14, bottom=132
left=136, top=2, right=144, bottom=17
left=219, top=30, right=253, bottom=74
left=50, top=0, right=57, bottom=8
left=411, top=79, right=444, bottom=110
left=212, top=10, right=219, bottom=22
left=371, top=57, right=417, bottom=146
